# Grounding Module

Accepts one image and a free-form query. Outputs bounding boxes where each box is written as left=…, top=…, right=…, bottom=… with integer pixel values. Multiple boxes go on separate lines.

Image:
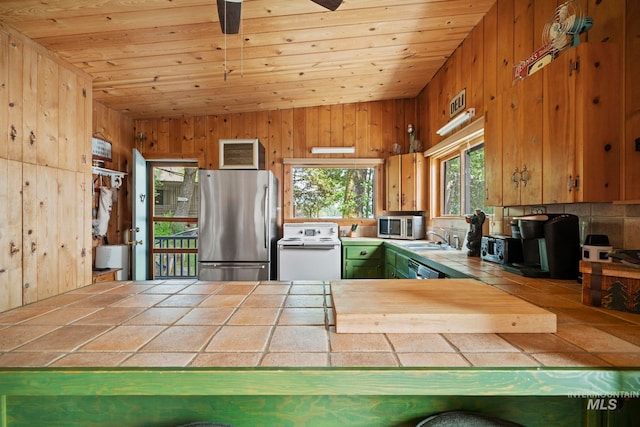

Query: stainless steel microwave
left=377, top=215, right=425, bottom=240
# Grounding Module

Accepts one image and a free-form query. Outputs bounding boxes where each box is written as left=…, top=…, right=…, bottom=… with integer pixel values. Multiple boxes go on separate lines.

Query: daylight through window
left=292, top=166, right=375, bottom=219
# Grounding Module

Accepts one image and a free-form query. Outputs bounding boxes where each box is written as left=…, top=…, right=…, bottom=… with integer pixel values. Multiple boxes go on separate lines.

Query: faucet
left=427, top=227, right=449, bottom=246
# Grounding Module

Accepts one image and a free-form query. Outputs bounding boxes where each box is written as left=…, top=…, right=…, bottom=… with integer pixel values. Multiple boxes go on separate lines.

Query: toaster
left=481, top=235, right=523, bottom=264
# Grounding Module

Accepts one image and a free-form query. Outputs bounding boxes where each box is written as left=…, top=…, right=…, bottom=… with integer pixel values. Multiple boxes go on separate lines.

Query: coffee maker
left=503, top=214, right=580, bottom=279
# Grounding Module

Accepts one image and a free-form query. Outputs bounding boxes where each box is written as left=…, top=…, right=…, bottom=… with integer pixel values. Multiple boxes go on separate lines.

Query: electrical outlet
left=531, top=206, right=546, bottom=214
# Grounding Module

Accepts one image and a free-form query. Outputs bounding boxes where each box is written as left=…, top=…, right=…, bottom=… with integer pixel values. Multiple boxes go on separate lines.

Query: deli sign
left=449, top=89, right=466, bottom=118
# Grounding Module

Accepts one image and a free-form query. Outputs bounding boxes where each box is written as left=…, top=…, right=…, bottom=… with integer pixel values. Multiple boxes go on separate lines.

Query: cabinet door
left=574, top=44, right=620, bottom=202
left=0, top=159, right=23, bottom=311
left=502, top=72, right=543, bottom=206
left=484, top=97, right=502, bottom=207
left=401, top=153, right=426, bottom=211
left=543, top=50, right=576, bottom=204
left=543, top=43, right=620, bottom=204
left=386, top=155, right=401, bottom=210
left=345, top=259, right=383, bottom=279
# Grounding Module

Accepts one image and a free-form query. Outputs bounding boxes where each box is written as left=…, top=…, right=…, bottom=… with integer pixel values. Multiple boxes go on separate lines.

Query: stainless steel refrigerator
left=197, top=169, right=279, bottom=281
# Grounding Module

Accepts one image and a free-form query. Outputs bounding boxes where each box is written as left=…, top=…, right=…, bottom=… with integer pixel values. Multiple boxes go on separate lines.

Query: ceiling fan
left=216, top=0, right=343, bottom=34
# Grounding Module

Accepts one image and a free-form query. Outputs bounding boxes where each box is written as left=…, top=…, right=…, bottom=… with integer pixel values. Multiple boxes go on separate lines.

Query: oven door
left=277, top=242, right=341, bottom=281
left=378, top=218, right=402, bottom=238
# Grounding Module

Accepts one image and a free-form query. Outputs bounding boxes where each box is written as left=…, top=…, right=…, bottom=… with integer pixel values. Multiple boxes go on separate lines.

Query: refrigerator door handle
left=201, top=263, right=266, bottom=270
left=263, top=185, right=269, bottom=249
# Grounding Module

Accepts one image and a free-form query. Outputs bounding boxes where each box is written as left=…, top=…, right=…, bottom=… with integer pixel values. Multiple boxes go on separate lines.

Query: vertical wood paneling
left=513, top=0, right=535, bottom=63
left=203, top=115, right=218, bottom=169
left=496, top=0, right=515, bottom=97
left=318, top=105, right=332, bottom=155
left=36, top=54, right=59, bottom=167
left=22, top=46, right=38, bottom=165
left=305, top=106, right=320, bottom=154
left=292, top=108, right=306, bottom=158
left=355, top=102, right=369, bottom=157
left=483, top=2, right=498, bottom=107
left=21, top=163, right=38, bottom=304
left=0, top=31, right=7, bottom=160
left=626, top=0, right=640, bottom=199
left=58, top=66, right=77, bottom=171
left=280, top=108, right=294, bottom=161
left=57, top=168, right=76, bottom=293
left=368, top=101, right=383, bottom=157
left=342, top=103, right=357, bottom=149
left=36, top=165, right=59, bottom=300
left=468, top=23, right=484, bottom=116
left=7, top=34, right=23, bottom=161
left=77, top=171, right=92, bottom=287
left=0, top=159, right=23, bottom=312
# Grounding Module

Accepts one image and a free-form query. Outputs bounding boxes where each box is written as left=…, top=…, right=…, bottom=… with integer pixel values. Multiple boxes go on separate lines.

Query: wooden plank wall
left=0, top=23, right=94, bottom=311
left=416, top=0, right=632, bottom=200
left=131, top=99, right=416, bottom=219
left=134, top=100, right=416, bottom=167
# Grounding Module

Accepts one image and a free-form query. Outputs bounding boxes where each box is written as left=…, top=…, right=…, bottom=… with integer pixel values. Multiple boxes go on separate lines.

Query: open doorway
left=150, top=162, right=199, bottom=279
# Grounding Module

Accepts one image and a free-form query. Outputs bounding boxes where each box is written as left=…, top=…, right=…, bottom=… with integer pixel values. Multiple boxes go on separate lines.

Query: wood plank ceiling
left=0, top=0, right=495, bottom=119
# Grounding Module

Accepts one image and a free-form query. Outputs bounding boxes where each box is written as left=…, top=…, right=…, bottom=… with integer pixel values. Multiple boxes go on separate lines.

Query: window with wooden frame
left=282, top=158, right=385, bottom=224
left=426, top=118, right=494, bottom=218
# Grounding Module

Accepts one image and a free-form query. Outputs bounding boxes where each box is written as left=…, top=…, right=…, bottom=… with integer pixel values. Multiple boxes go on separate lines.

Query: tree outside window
left=292, top=167, right=375, bottom=219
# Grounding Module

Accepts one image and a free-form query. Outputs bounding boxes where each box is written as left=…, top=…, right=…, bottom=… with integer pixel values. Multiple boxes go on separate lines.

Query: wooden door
left=484, top=97, right=502, bottom=207
left=517, top=71, right=543, bottom=206
left=543, top=49, right=576, bottom=204
left=400, top=153, right=422, bottom=211
left=0, top=159, right=23, bottom=311
left=574, top=43, right=620, bottom=202
left=386, top=155, right=401, bottom=211
left=502, top=72, right=543, bottom=206
left=501, top=83, right=521, bottom=206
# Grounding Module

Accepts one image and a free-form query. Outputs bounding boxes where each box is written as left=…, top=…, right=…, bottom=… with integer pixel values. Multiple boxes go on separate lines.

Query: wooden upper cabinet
left=501, top=72, right=544, bottom=207
left=542, top=43, right=620, bottom=204
left=386, top=155, right=401, bottom=211
left=484, top=97, right=502, bottom=207
left=386, top=153, right=426, bottom=212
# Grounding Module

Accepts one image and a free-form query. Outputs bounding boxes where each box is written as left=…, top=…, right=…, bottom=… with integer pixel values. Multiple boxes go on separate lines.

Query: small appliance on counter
left=503, top=214, right=580, bottom=279
left=582, top=234, right=613, bottom=263
left=480, top=235, right=523, bottom=265
left=377, top=215, right=425, bottom=240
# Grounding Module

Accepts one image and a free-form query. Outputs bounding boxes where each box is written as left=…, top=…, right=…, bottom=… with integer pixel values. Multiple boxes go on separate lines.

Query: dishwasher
left=408, top=259, right=444, bottom=279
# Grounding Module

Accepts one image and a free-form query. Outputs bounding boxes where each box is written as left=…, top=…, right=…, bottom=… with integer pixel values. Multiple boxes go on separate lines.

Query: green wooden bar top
left=2, top=367, right=639, bottom=396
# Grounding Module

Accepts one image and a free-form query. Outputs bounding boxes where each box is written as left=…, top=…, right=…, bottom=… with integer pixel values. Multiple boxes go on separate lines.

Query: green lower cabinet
left=384, top=247, right=410, bottom=279
left=342, top=242, right=384, bottom=279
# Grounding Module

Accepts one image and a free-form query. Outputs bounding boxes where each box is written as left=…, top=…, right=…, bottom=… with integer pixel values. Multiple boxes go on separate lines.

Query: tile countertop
left=0, top=238, right=639, bottom=370
left=1, top=238, right=640, bottom=407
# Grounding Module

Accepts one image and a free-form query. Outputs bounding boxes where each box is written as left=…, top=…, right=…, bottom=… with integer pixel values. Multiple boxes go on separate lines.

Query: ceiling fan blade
left=310, top=0, right=343, bottom=11
left=216, top=0, right=242, bottom=34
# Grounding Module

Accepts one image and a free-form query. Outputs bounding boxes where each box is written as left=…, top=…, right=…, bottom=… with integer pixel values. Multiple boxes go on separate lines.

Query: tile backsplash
left=501, top=203, right=640, bottom=250
left=429, top=203, right=640, bottom=250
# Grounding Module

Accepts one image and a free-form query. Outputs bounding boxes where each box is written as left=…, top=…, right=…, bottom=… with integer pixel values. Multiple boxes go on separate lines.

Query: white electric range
left=277, top=222, right=341, bottom=281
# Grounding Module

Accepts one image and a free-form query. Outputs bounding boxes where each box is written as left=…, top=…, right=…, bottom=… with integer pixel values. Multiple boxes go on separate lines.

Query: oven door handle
left=280, top=244, right=338, bottom=250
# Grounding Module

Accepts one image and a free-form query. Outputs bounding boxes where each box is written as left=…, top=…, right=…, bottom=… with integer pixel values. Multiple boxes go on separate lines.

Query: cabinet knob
left=520, top=165, right=529, bottom=187
left=511, top=167, right=521, bottom=188
left=360, top=250, right=368, bottom=255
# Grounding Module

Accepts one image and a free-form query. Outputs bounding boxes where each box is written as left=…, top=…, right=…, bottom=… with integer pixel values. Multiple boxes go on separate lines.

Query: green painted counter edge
left=1, top=368, right=639, bottom=396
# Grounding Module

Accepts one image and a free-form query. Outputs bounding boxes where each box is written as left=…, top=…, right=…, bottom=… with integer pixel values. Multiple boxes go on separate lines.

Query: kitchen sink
left=398, top=241, right=455, bottom=251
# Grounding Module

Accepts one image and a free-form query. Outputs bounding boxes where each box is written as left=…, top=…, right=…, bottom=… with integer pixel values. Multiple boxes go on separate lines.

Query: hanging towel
left=96, top=186, right=113, bottom=236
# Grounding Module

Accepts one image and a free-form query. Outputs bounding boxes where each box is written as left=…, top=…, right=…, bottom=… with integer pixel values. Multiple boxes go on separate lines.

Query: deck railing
left=154, top=235, right=198, bottom=279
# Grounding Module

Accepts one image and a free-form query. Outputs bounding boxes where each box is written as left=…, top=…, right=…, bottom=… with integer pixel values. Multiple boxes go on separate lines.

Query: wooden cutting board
left=331, top=279, right=556, bottom=333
